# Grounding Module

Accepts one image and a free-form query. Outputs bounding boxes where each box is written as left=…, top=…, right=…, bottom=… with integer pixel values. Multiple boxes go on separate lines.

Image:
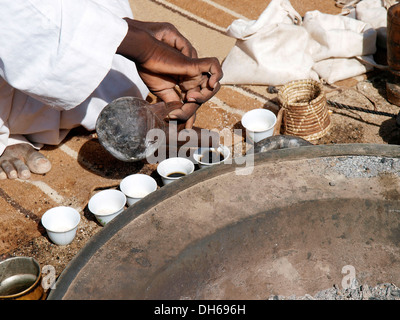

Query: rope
left=268, top=85, right=400, bottom=126
left=268, top=85, right=398, bottom=119
left=326, top=100, right=397, bottom=118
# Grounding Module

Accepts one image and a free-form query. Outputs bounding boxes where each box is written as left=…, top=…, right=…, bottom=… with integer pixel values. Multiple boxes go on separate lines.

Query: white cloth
left=303, top=10, right=376, bottom=83
left=221, top=0, right=318, bottom=85
left=303, top=10, right=377, bottom=62
left=0, top=0, right=149, bottom=155
left=355, top=0, right=398, bottom=48
left=221, top=0, right=381, bottom=85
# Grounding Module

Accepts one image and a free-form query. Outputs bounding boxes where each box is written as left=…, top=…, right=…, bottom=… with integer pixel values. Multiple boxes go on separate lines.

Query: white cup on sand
left=41, top=206, right=81, bottom=246
left=193, top=145, right=231, bottom=169
left=157, top=157, right=195, bottom=185
left=88, top=189, right=126, bottom=226
left=241, top=109, right=277, bottom=143
left=120, top=174, right=158, bottom=206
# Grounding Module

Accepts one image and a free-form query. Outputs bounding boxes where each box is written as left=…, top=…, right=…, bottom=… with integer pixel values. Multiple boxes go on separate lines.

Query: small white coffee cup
left=88, top=189, right=126, bottom=226
left=193, top=145, right=231, bottom=169
left=120, top=174, right=158, bottom=206
left=241, top=108, right=277, bottom=143
left=157, top=157, right=195, bottom=185
left=41, top=206, right=81, bottom=246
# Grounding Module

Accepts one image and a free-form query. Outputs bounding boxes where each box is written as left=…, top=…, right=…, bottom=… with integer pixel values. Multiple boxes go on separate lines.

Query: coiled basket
left=278, top=79, right=331, bottom=141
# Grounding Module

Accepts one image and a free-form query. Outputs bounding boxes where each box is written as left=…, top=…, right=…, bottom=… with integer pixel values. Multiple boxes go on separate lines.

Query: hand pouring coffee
left=96, top=97, right=219, bottom=162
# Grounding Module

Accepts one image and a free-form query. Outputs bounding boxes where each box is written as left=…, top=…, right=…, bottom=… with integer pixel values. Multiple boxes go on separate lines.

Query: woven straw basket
left=278, top=79, right=331, bottom=141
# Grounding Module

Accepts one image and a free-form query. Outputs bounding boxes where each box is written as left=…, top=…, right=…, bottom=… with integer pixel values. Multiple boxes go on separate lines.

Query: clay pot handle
left=148, top=100, right=221, bottom=147
left=146, top=100, right=184, bottom=122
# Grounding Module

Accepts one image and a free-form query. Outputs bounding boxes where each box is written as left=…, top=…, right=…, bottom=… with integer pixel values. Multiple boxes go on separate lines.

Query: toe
left=0, top=167, right=7, bottom=180
left=1, top=160, right=18, bottom=179
left=12, top=159, right=31, bottom=180
left=26, top=150, right=51, bottom=174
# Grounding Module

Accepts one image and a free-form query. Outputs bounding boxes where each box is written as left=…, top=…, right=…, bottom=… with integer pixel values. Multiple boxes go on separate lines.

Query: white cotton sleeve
left=0, top=0, right=129, bottom=110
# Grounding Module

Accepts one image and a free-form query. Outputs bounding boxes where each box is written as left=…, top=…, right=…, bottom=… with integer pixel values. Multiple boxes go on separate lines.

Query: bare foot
left=0, top=144, right=52, bottom=180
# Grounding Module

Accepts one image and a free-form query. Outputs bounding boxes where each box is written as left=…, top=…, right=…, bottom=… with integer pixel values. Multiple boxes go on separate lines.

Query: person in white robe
left=0, top=0, right=222, bottom=179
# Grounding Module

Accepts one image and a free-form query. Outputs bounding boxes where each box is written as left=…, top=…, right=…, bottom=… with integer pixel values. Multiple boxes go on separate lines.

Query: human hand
left=128, top=20, right=198, bottom=59
left=117, top=19, right=223, bottom=128
left=127, top=20, right=201, bottom=128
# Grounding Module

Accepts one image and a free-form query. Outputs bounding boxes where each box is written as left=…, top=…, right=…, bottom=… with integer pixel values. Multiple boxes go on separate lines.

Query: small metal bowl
left=0, top=256, right=44, bottom=300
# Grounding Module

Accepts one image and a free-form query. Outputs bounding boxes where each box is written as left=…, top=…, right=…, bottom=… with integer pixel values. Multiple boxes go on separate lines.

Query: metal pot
left=0, top=257, right=44, bottom=300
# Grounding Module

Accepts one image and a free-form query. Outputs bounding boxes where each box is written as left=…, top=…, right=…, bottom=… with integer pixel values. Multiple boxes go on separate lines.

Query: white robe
left=0, top=0, right=149, bottom=155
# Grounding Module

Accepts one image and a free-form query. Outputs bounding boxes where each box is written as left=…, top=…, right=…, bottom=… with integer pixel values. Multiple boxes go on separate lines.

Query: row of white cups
left=41, top=108, right=277, bottom=245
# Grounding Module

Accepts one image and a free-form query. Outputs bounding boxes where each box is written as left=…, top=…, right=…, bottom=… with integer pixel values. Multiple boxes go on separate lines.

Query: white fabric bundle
left=344, top=0, right=398, bottom=48
left=303, top=10, right=376, bottom=83
left=221, top=0, right=318, bottom=85
left=221, top=0, right=382, bottom=85
left=303, top=10, right=376, bottom=61
left=356, top=0, right=388, bottom=48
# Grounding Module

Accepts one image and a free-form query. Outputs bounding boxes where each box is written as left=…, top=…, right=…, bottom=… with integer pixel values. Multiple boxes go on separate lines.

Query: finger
left=196, top=58, right=224, bottom=88
left=182, top=84, right=202, bottom=102
left=152, top=87, right=182, bottom=105
left=190, top=47, right=198, bottom=59
left=149, top=87, right=190, bottom=123
left=200, top=81, right=221, bottom=100
left=157, top=24, right=198, bottom=58
left=167, top=102, right=200, bottom=122
left=1, top=160, right=17, bottom=179
left=173, top=36, right=198, bottom=58
left=185, top=113, right=196, bottom=129
left=143, top=51, right=222, bottom=81
left=186, top=82, right=221, bottom=104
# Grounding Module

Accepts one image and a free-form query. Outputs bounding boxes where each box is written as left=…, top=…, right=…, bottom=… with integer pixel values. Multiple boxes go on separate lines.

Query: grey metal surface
left=48, top=144, right=400, bottom=300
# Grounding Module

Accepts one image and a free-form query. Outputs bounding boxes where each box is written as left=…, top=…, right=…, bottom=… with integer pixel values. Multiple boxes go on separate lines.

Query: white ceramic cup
left=193, top=145, right=231, bottom=169
left=88, top=189, right=126, bottom=226
left=120, top=174, right=158, bottom=206
left=241, top=108, right=277, bottom=143
left=41, top=206, right=81, bottom=246
left=157, top=157, right=195, bottom=185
